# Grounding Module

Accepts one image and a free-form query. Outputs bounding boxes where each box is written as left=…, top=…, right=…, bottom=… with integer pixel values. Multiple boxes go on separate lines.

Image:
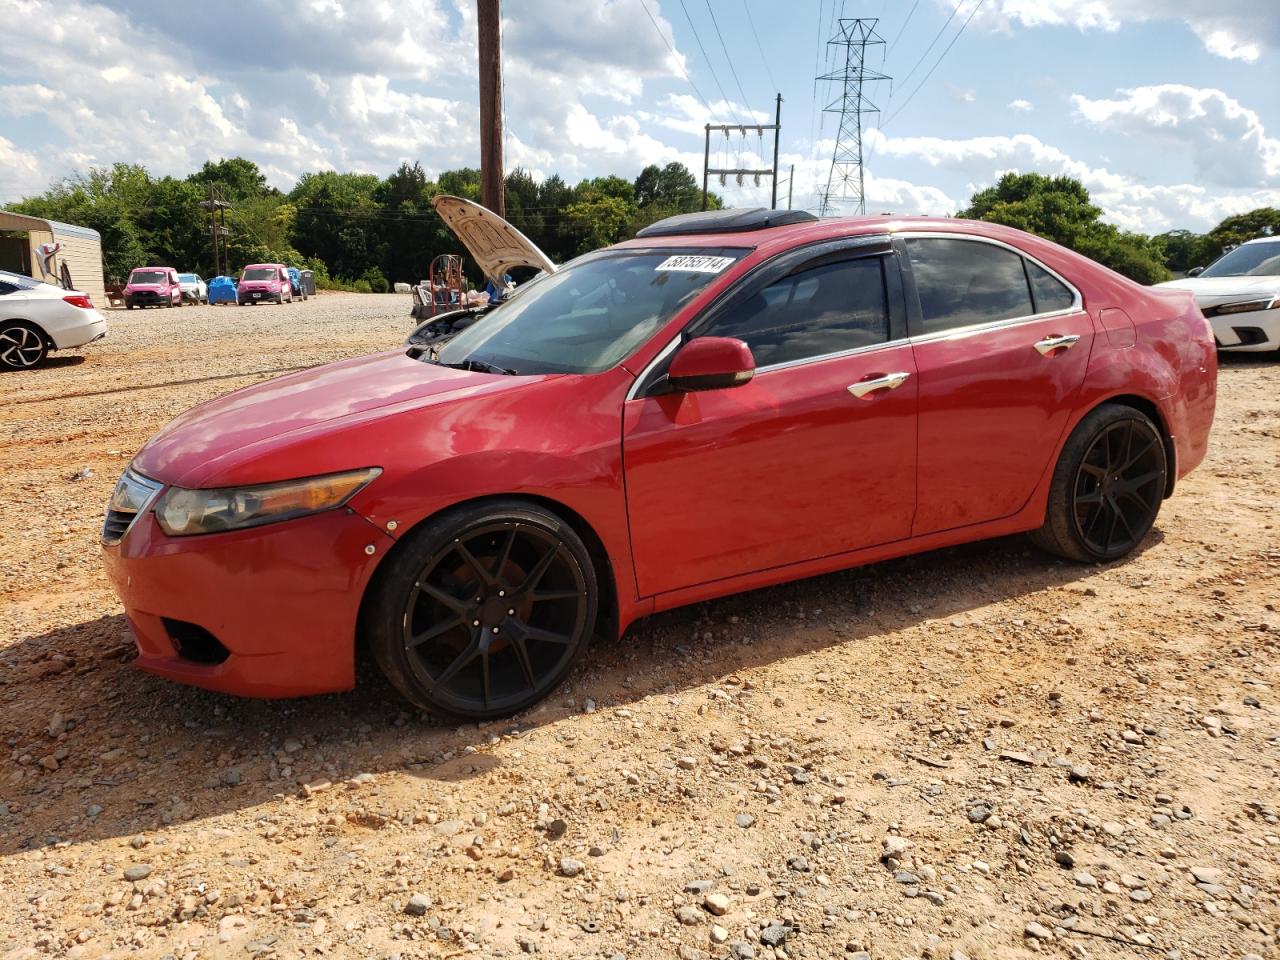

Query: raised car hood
left=132, top=350, right=535, bottom=487
left=432, top=195, right=557, bottom=283
left=1158, top=275, right=1280, bottom=304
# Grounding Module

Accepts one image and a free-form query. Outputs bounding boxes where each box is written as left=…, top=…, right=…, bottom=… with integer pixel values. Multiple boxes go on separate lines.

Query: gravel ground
left=0, top=293, right=1277, bottom=960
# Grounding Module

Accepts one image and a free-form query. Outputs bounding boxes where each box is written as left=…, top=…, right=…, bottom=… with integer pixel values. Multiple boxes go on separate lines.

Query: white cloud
left=1070, top=84, right=1280, bottom=189
left=0, top=136, right=44, bottom=203
left=1008, top=99, right=1034, bottom=112
left=862, top=127, right=1280, bottom=232
left=969, top=0, right=1280, bottom=62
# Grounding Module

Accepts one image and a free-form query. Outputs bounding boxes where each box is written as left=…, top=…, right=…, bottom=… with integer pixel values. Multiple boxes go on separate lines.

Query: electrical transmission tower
left=818, top=18, right=889, bottom=216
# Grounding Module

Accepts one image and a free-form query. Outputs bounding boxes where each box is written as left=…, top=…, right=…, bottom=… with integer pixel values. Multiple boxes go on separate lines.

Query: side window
left=700, top=256, right=890, bottom=368
left=0, top=282, right=16, bottom=296
left=1026, top=260, right=1075, bottom=313
left=904, top=238, right=1034, bottom=335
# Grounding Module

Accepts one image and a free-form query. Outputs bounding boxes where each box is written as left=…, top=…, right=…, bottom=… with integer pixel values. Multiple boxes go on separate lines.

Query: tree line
left=8, top=158, right=1278, bottom=289
left=8, top=158, right=717, bottom=292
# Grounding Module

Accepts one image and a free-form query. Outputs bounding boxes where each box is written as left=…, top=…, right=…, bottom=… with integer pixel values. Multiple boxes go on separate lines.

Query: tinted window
left=0, top=282, right=15, bottom=296
left=1026, top=260, right=1075, bottom=313
left=701, top=256, right=889, bottom=368
left=905, top=238, right=1034, bottom=334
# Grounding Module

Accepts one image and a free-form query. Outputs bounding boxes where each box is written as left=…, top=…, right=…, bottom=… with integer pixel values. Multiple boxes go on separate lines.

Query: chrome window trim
left=625, top=229, right=1087, bottom=398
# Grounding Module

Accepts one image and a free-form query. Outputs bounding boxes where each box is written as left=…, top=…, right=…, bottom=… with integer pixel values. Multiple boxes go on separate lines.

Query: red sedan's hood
left=133, top=350, right=537, bottom=487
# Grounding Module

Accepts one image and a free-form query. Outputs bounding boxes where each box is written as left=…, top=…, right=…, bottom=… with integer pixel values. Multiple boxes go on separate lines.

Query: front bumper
left=1207, top=308, right=1280, bottom=352
left=101, top=505, right=392, bottom=698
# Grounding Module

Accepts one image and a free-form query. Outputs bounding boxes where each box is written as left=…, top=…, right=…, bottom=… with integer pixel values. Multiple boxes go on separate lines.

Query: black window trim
left=628, top=233, right=905, bottom=399
left=894, top=232, right=1084, bottom=343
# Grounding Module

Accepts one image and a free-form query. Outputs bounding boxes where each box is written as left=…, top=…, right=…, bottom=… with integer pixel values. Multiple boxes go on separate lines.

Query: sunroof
left=636, top=208, right=818, bottom=238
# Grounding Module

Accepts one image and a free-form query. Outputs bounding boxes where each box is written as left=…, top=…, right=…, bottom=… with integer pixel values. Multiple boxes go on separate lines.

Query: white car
left=1157, top=236, right=1280, bottom=352
left=177, top=272, right=207, bottom=304
left=0, top=269, right=108, bottom=370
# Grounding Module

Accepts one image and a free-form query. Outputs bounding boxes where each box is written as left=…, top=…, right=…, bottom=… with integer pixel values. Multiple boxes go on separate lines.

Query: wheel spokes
left=402, top=522, right=586, bottom=712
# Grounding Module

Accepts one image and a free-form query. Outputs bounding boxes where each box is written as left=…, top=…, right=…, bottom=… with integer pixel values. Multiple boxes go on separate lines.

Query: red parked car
left=101, top=207, right=1216, bottom=720
left=237, top=263, right=293, bottom=306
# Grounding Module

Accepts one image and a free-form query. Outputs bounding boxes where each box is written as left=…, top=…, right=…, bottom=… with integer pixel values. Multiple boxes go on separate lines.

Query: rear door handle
left=847, top=371, right=911, bottom=398
left=1034, top=333, right=1080, bottom=355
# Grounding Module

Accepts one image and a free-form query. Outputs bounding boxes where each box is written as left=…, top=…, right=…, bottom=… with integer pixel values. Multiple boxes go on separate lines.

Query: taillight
left=63, top=295, right=93, bottom=309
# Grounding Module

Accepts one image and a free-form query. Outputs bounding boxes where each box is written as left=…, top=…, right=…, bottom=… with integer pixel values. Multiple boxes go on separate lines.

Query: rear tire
left=0, top=322, right=49, bottom=370
left=1030, top=403, right=1167, bottom=563
left=363, top=500, right=598, bottom=721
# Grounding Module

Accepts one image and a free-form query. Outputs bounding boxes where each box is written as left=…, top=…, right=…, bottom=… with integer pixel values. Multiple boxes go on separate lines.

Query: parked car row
left=122, top=264, right=314, bottom=309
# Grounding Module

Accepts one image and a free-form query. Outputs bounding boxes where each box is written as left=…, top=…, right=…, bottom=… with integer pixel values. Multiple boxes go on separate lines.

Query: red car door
left=623, top=243, right=918, bottom=597
left=900, top=236, right=1095, bottom=536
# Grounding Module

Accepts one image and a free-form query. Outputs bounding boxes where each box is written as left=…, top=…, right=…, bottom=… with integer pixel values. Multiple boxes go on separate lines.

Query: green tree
left=633, top=162, right=700, bottom=209
left=959, top=173, right=1170, bottom=284
left=1152, top=229, right=1202, bottom=274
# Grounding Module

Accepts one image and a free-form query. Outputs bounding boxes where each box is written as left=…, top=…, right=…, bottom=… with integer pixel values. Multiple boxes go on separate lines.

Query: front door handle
left=847, top=371, right=911, bottom=398
left=1034, top=333, right=1080, bottom=355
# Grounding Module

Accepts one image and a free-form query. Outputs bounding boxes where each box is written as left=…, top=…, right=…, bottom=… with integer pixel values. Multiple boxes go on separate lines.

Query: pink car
left=124, top=267, right=182, bottom=309
left=237, top=264, right=293, bottom=306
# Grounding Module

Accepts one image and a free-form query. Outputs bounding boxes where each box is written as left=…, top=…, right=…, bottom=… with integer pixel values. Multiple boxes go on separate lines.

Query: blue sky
left=1, top=0, right=1276, bottom=233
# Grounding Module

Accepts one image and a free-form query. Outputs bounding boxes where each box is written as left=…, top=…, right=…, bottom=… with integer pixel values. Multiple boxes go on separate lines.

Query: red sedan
left=101, top=207, right=1216, bottom=720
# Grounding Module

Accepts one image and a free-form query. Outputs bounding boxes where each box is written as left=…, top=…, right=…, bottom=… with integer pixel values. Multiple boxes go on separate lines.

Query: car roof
left=612, top=215, right=1035, bottom=257
left=1240, top=235, right=1280, bottom=246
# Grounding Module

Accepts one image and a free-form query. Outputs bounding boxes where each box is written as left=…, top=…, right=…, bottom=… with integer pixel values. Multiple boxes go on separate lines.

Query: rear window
left=0, top=271, right=40, bottom=292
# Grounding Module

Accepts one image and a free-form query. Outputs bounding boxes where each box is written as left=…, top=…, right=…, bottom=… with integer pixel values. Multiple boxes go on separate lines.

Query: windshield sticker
left=655, top=254, right=735, bottom=274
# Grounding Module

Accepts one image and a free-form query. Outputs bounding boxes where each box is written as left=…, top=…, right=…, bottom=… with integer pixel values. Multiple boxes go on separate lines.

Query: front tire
left=1031, top=404, right=1167, bottom=563
left=363, top=500, right=598, bottom=721
left=0, top=323, right=49, bottom=370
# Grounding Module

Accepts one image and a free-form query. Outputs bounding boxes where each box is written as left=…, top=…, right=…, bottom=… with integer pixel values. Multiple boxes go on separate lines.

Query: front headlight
left=1213, top=296, right=1279, bottom=315
left=155, top=468, right=381, bottom=537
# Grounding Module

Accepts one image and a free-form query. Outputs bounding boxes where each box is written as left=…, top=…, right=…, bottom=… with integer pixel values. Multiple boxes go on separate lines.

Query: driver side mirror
left=1186, top=266, right=1204, bottom=277
left=667, top=337, right=755, bottom=392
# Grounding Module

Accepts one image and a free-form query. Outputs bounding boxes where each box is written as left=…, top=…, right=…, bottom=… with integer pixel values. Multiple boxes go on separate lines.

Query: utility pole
left=818, top=19, right=889, bottom=216
left=477, top=0, right=505, bottom=218
left=199, top=183, right=231, bottom=277
left=702, top=93, right=783, bottom=211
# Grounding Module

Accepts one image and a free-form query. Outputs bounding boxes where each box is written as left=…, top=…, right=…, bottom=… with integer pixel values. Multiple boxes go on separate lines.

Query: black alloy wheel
left=1071, top=417, right=1166, bottom=557
left=365, top=501, right=598, bottom=720
left=1031, top=403, right=1167, bottom=563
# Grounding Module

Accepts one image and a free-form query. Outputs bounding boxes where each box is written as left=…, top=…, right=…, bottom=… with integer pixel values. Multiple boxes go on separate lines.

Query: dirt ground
left=0, top=293, right=1277, bottom=960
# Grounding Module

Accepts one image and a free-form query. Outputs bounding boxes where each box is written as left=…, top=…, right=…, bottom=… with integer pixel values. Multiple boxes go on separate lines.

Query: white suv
left=0, top=270, right=108, bottom=370
left=1158, top=237, right=1280, bottom=352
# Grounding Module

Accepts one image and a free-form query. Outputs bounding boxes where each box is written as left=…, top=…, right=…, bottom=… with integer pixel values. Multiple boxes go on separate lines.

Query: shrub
left=353, top=279, right=373, bottom=294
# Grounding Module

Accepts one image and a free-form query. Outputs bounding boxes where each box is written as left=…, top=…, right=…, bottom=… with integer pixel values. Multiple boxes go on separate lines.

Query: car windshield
left=434, top=248, right=747, bottom=375
left=1200, top=241, right=1280, bottom=278
left=178, top=273, right=197, bottom=282
left=242, top=267, right=275, bottom=281
left=130, top=270, right=167, bottom=284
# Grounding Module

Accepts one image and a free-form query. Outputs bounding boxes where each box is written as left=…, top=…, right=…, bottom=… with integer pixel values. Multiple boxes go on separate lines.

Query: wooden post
left=477, top=0, right=505, bottom=218
left=771, top=94, right=782, bottom=210
left=701, top=124, right=711, bottom=211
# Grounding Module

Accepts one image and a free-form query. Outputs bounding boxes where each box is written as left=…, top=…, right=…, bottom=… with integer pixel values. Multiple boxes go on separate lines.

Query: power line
left=887, top=0, right=920, bottom=52
left=704, top=0, right=755, bottom=119
left=882, top=0, right=985, bottom=128
left=677, top=0, right=742, bottom=123
left=741, top=0, right=779, bottom=93
left=894, top=0, right=967, bottom=92
left=638, top=0, right=719, bottom=121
